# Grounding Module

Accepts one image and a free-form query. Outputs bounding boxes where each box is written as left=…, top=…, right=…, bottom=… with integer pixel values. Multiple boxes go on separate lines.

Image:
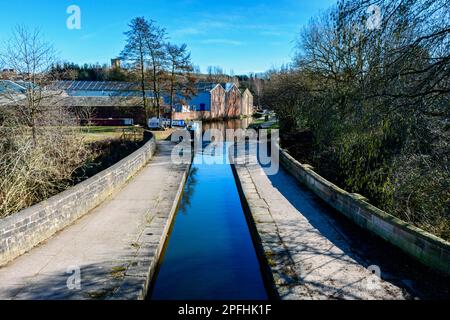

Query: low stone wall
left=0, top=135, right=157, bottom=267
left=280, top=150, right=450, bottom=276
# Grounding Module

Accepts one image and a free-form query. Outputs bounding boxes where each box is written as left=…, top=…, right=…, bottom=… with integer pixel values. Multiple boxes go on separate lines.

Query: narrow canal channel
left=149, top=120, right=268, bottom=300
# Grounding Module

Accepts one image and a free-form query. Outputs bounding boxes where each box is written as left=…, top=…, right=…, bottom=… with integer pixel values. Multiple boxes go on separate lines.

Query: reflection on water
left=201, top=118, right=253, bottom=139
left=149, top=118, right=268, bottom=301
left=178, top=167, right=198, bottom=214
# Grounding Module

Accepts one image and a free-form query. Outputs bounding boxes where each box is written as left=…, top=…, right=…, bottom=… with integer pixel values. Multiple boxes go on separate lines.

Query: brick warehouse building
left=172, top=82, right=253, bottom=121
left=240, top=88, right=254, bottom=118
left=4, top=80, right=255, bottom=124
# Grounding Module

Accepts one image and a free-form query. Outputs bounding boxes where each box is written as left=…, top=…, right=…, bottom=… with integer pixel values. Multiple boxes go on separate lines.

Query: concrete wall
left=280, top=150, right=450, bottom=275
left=0, top=135, right=157, bottom=267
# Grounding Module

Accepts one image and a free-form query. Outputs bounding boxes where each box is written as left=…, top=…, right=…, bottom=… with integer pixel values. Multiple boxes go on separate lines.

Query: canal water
left=149, top=120, right=268, bottom=300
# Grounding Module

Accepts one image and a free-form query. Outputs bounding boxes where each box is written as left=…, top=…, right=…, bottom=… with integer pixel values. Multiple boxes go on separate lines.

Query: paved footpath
left=0, top=141, right=189, bottom=300
left=233, top=151, right=446, bottom=300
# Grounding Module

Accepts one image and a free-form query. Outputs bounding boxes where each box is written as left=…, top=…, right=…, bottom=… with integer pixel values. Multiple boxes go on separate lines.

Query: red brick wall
left=211, top=85, right=225, bottom=118
left=241, top=90, right=254, bottom=116
left=173, top=111, right=212, bottom=121
left=225, top=86, right=242, bottom=118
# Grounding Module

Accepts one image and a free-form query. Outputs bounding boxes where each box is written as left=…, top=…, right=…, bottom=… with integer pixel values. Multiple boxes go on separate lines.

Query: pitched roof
left=221, top=82, right=238, bottom=92
left=0, top=80, right=26, bottom=94
left=48, top=80, right=140, bottom=91
left=195, top=82, right=218, bottom=92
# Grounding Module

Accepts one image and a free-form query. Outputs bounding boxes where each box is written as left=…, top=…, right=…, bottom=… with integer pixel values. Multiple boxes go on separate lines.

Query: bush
left=0, top=125, right=90, bottom=217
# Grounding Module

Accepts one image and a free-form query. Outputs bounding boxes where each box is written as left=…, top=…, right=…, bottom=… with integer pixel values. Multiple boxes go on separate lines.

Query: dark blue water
left=149, top=142, right=268, bottom=300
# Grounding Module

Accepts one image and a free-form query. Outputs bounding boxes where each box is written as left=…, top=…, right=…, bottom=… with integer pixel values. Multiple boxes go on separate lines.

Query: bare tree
left=143, top=19, right=167, bottom=120
left=250, top=74, right=264, bottom=108
left=0, top=26, right=60, bottom=144
left=75, top=104, right=97, bottom=132
left=165, top=43, right=195, bottom=126
left=206, top=65, right=229, bottom=82
left=0, top=26, right=89, bottom=217
left=121, top=17, right=150, bottom=126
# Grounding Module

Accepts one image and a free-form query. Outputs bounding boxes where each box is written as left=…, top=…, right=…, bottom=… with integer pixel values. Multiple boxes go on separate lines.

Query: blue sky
left=0, top=0, right=336, bottom=74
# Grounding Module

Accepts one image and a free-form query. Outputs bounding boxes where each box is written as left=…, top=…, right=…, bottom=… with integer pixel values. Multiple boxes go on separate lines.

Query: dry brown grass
left=79, top=126, right=144, bottom=143
left=0, top=124, right=90, bottom=217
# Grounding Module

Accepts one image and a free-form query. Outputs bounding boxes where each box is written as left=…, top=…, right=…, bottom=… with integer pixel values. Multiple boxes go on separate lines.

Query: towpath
left=233, top=151, right=449, bottom=300
left=0, top=141, right=189, bottom=300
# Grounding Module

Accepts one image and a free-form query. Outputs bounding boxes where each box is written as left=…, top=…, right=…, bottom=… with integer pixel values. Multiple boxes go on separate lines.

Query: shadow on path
left=266, top=166, right=450, bottom=300
left=0, top=260, right=134, bottom=300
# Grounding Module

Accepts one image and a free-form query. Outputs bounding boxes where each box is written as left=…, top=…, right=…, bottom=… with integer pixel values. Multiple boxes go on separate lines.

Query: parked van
left=148, top=117, right=162, bottom=130
left=148, top=117, right=181, bottom=130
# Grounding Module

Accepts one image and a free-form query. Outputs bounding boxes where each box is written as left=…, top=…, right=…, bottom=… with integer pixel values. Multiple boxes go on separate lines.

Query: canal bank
left=0, top=141, right=191, bottom=300
left=232, top=141, right=450, bottom=299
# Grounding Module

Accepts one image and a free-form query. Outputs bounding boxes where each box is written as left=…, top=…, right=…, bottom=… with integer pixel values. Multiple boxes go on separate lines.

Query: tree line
left=119, top=17, right=196, bottom=123
left=263, top=0, right=449, bottom=240
left=50, top=62, right=130, bottom=82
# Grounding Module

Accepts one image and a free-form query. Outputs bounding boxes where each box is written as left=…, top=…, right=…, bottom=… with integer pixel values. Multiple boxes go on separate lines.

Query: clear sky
left=0, top=0, right=336, bottom=74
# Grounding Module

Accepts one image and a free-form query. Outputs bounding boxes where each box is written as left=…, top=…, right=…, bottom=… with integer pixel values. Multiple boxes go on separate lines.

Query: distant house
left=172, top=82, right=254, bottom=121
left=172, top=82, right=225, bottom=120
left=240, top=88, right=254, bottom=117
left=210, top=84, right=226, bottom=118
left=223, top=83, right=241, bottom=118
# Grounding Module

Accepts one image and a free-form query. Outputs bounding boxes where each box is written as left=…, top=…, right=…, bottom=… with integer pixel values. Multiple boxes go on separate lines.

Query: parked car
left=171, top=120, right=186, bottom=127
left=148, top=117, right=163, bottom=130
left=148, top=118, right=186, bottom=130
